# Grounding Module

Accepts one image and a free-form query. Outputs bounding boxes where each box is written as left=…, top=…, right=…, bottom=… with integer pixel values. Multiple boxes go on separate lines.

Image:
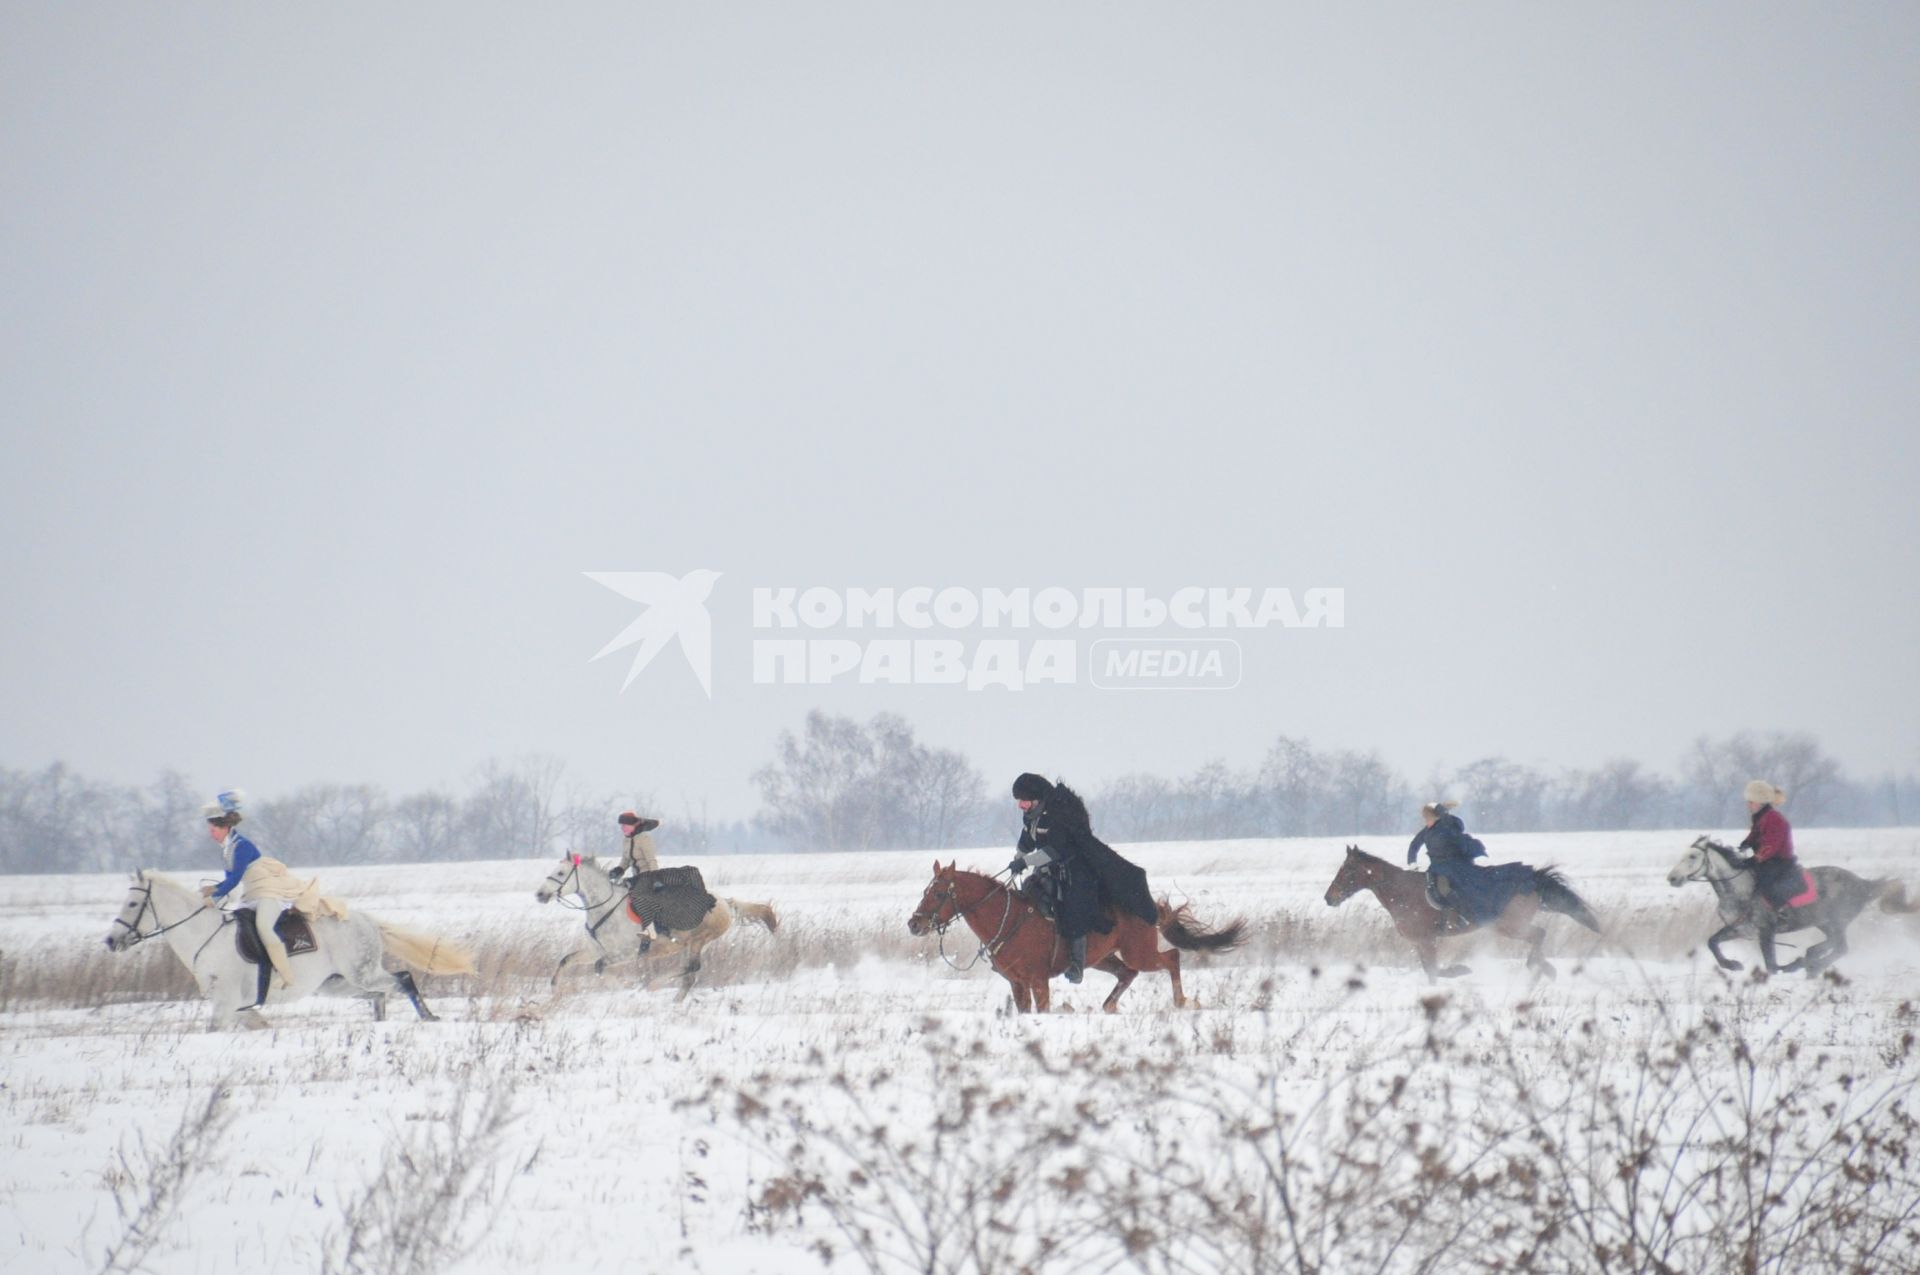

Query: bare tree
left=1681, top=731, right=1845, bottom=827
left=461, top=755, right=567, bottom=859
left=1556, top=757, right=1675, bottom=830
left=753, top=711, right=987, bottom=851
left=390, top=791, right=461, bottom=863
left=1324, top=748, right=1410, bottom=836
left=1255, top=735, right=1329, bottom=836
left=1438, top=756, right=1552, bottom=833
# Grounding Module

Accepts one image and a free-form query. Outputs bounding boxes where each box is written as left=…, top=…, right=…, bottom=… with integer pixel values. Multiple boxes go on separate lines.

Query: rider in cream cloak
left=199, top=789, right=344, bottom=997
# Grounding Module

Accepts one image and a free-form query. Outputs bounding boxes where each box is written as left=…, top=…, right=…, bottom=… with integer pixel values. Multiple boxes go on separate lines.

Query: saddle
left=234, top=908, right=318, bottom=963
left=234, top=909, right=318, bottom=1006
left=624, top=866, right=717, bottom=934
left=1768, top=869, right=1820, bottom=912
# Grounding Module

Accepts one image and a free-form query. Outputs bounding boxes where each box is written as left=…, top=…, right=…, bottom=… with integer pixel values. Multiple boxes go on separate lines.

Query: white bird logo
left=585, top=570, right=722, bottom=696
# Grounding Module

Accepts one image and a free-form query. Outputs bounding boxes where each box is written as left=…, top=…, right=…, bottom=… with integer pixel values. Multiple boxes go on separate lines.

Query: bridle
left=1673, top=839, right=1750, bottom=887
left=542, top=857, right=628, bottom=938
left=109, top=878, right=212, bottom=951
left=912, top=872, right=1020, bottom=971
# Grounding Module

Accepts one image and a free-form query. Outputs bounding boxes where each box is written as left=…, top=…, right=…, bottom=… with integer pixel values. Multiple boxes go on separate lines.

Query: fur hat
left=617, top=810, right=661, bottom=833
left=1420, top=800, right=1460, bottom=818
left=1743, top=779, right=1779, bottom=805
left=1012, top=773, right=1055, bottom=801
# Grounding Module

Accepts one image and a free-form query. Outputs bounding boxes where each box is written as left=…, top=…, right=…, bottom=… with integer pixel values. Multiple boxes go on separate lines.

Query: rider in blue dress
left=1407, top=800, right=1535, bottom=924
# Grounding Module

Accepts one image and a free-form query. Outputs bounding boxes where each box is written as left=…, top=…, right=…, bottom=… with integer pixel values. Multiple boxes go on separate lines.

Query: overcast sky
left=3, top=5, right=1916, bottom=821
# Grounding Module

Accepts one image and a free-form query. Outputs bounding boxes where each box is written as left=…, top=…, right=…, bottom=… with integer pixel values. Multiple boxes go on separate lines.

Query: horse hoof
left=1440, top=965, right=1472, bottom=979
left=1716, top=960, right=1743, bottom=973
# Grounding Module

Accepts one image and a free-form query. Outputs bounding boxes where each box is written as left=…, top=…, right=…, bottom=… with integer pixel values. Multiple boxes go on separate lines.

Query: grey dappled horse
left=1666, top=836, right=1916, bottom=976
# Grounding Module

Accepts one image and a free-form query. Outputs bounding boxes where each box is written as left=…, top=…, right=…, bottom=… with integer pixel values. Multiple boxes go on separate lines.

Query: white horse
left=105, top=870, right=475, bottom=1029
left=535, top=852, right=777, bottom=1000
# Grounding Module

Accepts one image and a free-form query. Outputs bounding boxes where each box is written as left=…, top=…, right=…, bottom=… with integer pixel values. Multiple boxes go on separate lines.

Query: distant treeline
left=3, top=717, right=1915, bottom=873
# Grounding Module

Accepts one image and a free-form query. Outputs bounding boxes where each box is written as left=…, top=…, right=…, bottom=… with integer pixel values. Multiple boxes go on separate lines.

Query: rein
left=915, top=873, right=1021, bottom=972
left=1679, top=841, right=1750, bottom=887
left=111, top=880, right=213, bottom=951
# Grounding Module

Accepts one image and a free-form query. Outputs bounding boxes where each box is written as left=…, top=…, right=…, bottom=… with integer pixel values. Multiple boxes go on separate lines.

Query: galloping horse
left=1666, top=835, right=1916, bottom=975
left=906, top=861, right=1247, bottom=1013
left=104, top=870, right=474, bottom=1029
left=1324, top=846, right=1602, bottom=982
left=536, top=852, right=777, bottom=1001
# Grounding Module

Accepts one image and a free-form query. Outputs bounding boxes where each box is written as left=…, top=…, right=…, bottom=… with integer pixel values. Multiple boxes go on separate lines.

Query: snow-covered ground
left=3, top=829, right=1918, bottom=1273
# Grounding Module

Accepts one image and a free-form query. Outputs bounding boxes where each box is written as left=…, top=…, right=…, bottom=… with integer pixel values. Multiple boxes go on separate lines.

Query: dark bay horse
left=1324, top=845, right=1602, bottom=982
left=907, top=861, right=1247, bottom=1013
left=1666, top=835, right=1916, bottom=976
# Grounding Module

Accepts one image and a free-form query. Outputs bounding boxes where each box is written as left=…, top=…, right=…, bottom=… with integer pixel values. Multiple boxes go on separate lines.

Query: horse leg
left=1803, top=927, right=1843, bottom=976
left=1706, top=922, right=1746, bottom=972
left=674, top=948, right=704, bottom=1002
left=1492, top=913, right=1554, bottom=979
left=393, top=969, right=437, bottom=1021
left=1033, top=980, right=1051, bottom=1012
left=1097, top=955, right=1137, bottom=1013
left=1758, top=925, right=1791, bottom=974
left=1008, top=980, right=1033, bottom=1014
left=551, top=947, right=586, bottom=987
left=1414, top=940, right=1441, bottom=984
left=1163, top=949, right=1185, bottom=1009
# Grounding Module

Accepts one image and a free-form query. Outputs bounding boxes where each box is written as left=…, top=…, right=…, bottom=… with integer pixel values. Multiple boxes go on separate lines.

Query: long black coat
left=1015, top=784, right=1157, bottom=939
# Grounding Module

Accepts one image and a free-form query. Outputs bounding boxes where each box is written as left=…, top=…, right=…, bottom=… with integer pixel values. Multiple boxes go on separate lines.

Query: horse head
left=536, top=852, right=589, bottom=904
left=104, top=870, right=157, bottom=951
left=907, top=860, right=961, bottom=936
left=1324, top=845, right=1379, bottom=907
left=1668, top=836, right=1745, bottom=888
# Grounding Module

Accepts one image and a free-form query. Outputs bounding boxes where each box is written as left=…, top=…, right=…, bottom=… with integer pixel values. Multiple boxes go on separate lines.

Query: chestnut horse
left=1323, top=845, right=1601, bottom=983
left=907, top=861, right=1247, bottom=1012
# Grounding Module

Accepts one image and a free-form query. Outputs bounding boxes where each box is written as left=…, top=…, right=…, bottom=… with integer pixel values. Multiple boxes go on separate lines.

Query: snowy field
left=3, top=828, right=1919, bottom=1274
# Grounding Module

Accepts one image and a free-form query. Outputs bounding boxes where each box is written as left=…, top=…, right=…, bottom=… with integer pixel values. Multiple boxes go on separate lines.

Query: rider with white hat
left=199, top=790, right=296, bottom=995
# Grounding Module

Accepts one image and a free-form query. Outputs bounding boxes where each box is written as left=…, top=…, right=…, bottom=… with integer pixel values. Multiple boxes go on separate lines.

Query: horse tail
left=375, top=920, right=477, bottom=975
left=1156, top=899, right=1248, bottom=953
left=1532, top=867, right=1602, bottom=933
left=728, top=899, right=779, bottom=933
left=1875, top=881, right=1920, bottom=914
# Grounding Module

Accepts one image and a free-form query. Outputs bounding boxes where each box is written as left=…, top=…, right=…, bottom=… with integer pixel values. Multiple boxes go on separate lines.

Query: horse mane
left=139, top=870, right=194, bottom=900
left=1697, top=837, right=1749, bottom=865
left=1345, top=845, right=1399, bottom=869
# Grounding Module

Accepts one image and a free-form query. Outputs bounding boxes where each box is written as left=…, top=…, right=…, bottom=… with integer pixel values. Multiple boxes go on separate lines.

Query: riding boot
left=1065, top=936, right=1087, bottom=984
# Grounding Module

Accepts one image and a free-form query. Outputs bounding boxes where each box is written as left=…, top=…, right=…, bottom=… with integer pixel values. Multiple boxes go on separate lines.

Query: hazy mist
left=4, top=6, right=1916, bottom=822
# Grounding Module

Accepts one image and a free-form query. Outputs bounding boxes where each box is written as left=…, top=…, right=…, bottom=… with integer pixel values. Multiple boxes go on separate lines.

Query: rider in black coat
left=1007, top=773, right=1156, bottom=983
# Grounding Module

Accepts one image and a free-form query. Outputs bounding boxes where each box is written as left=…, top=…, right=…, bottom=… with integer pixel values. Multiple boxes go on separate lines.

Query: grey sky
left=3, top=5, right=1916, bottom=819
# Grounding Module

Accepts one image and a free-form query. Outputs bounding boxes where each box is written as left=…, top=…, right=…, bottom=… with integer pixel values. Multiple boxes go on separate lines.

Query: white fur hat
left=1742, top=779, right=1777, bottom=805
left=1420, top=800, right=1460, bottom=817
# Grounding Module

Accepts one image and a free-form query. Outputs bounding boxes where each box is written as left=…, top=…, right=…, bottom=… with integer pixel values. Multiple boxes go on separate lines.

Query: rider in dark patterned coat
left=1007, top=773, right=1156, bottom=984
